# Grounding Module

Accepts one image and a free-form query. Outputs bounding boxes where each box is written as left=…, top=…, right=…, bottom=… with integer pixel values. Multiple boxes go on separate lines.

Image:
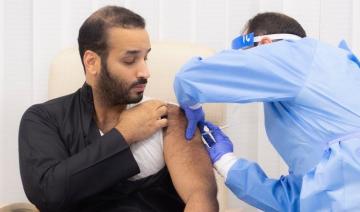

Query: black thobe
left=19, top=83, right=184, bottom=212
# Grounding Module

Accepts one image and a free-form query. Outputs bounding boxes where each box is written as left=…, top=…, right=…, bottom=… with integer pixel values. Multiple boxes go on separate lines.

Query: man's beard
left=97, top=61, right=147, bottom=106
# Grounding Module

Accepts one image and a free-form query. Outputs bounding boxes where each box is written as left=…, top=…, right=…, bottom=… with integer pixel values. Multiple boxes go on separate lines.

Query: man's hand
left=116, top=100, right=168, bottom=144
left=201, top=121, right=233, bottom=164
left=182, top=104, right=205, bottom=140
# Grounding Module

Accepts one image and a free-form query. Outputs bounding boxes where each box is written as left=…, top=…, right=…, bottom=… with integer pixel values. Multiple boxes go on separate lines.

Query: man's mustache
left=130, top=78, right=147, bottom=87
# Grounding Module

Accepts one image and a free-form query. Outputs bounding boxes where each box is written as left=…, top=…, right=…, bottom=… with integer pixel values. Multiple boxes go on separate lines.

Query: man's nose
left=137, top=61, right=150, bottom=79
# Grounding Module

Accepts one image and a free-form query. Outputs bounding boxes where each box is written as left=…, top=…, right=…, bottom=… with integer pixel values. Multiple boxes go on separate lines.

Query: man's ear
left=83, top=50, right=101, bottom=76
left=258, top=37, right=272, bottom=45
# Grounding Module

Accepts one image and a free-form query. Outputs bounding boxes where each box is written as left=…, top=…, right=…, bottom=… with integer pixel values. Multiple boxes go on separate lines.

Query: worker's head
left=78, top=6, right=150, bottom=106
left=233, top=12, right=306, bottom=49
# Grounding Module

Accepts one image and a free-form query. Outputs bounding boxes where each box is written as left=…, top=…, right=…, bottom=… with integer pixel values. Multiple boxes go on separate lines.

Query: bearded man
left=18, top=6, right=218, bottom=212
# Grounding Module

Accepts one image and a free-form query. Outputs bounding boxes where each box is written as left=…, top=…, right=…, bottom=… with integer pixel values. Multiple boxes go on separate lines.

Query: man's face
left=97, top=27, right=151, bottom=106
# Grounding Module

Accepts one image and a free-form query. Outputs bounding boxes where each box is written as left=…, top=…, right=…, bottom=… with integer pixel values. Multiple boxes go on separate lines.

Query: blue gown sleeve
left=174, top=39, right=318, bottom=107
left=226, top=159, right=302, bottom=212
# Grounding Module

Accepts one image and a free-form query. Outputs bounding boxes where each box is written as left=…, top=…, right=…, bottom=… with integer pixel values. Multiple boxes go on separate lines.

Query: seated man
left=18, top=6, right=218, bottom=212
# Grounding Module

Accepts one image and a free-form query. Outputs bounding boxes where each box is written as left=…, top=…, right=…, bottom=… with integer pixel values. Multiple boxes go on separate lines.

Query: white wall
left=0, top=0, right=359, bottom=211
left=0, top=0, right=4, bottom=202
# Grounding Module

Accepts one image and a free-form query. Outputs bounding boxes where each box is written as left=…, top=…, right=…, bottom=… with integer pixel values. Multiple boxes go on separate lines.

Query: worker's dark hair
left=78, top=6, right=145, bottom=70
left=243, top=12, right=306, bottom=38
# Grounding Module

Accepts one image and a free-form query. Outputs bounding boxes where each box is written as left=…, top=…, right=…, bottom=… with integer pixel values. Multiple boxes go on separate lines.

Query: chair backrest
left=0, top=202, right=39, bottom=212
left=48, top=41, right=225, bottom=124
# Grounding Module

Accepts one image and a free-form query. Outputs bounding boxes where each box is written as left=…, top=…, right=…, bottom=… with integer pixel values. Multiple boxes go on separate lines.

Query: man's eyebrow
left=124, top=48, right=151, bottom=56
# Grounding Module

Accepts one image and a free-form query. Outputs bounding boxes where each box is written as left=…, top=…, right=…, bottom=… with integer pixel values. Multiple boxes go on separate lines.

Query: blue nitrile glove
left=182, top=104, right=205, bottom=140
left=201, top=121, right=233, bottom=164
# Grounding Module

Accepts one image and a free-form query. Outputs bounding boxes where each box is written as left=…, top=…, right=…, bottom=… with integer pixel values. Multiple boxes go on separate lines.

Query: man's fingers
left=141, top=99, right=167, bottom=109
left=156, top=104, right=168, bottom=118
left=151, top=100, right=167, bottom=108
left=156, top=118, right=168, bottom=128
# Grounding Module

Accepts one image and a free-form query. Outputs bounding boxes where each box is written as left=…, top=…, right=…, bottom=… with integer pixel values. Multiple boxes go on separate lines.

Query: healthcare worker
left=174, top=12, right=360, bottom=211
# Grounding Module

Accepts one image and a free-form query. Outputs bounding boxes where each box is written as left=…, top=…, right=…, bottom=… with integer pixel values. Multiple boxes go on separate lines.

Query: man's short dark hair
left=78, top=6, right=145, bottom=69
left=243, top=12, right=306, bottom=38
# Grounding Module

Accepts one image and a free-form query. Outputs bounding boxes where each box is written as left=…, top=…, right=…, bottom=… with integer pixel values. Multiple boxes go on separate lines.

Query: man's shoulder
left=127, top=96, right=153, bottom=107
left=23, top=90, right=80, bottom=121
left=127, top=96, right=179, bottom=107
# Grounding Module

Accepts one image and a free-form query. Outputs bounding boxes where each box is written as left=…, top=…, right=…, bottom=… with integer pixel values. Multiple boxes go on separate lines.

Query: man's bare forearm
left=163, top=104, right=218, bottom=211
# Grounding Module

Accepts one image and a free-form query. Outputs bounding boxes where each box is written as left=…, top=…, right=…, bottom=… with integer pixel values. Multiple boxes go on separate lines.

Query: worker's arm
left=174, top=38, right=318, bottom=107
left=203, top=121, right=302, bottom=212
left=163, top=104, right=219, bottom=212
left=224, top=159, right=302, bottom=212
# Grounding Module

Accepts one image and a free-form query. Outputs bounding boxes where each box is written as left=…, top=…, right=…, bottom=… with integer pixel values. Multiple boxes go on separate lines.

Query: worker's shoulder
left=281, top=37, right=319, bottom=51
left=298, top=37, right=339, bottom=51
left=299, top=37, right=318, bottom=44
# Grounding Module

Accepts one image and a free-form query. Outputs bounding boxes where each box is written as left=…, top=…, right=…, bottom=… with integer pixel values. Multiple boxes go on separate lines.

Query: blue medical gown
left=174, top=38, right=360, bottom=211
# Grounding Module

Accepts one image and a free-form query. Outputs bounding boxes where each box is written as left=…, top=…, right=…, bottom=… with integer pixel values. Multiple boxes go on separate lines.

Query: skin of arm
left=163, top=104, right=219, bottom=212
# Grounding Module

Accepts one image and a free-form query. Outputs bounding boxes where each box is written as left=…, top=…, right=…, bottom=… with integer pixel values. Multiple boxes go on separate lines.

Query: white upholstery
left=0, top=202, right=39, bottom=212
left=48, top=47, right=85, bottom=98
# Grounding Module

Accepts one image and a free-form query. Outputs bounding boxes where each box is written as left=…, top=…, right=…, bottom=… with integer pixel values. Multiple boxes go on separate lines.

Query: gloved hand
left=201, top=121, right=233, bottom=164
left=182, top=104, right=205, bottom=140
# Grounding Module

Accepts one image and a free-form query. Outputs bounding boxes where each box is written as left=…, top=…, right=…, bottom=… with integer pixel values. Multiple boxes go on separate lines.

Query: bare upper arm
left=163, top=104, right=217, bottom=203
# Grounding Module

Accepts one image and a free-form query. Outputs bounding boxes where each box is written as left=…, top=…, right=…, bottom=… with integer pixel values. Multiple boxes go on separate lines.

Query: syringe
left=201, top=124, right=229, bottom=136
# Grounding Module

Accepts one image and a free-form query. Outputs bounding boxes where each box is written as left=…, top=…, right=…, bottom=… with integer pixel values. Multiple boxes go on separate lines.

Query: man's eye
left=123, top=59, right=135, bottom=65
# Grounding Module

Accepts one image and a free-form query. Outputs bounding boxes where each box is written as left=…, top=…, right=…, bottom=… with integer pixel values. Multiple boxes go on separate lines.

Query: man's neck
left=93, top=93, right=127, bottom=134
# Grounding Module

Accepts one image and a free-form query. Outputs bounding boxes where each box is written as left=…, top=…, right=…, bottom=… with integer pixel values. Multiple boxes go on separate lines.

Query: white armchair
left=0, top=202, right=38, bottom=212
left=48, top=41, right=228, bottom=211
